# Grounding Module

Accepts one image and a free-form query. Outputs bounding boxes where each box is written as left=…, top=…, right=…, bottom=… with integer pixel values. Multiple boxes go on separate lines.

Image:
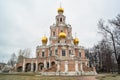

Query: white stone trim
left=65, top=61, right=68, bottom=72
left=75, top=61, right=78, bottom=72
left=22, top=59, right=25, bottom=72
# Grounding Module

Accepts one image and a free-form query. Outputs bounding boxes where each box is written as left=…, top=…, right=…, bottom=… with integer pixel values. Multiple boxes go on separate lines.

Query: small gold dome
left=59, top=32, right=66, bottom=38
left=42, top=36, right=48, bottom=44
left=58, top=7, right=64, bottom=13
left=73, top=38, right=79, bottom=45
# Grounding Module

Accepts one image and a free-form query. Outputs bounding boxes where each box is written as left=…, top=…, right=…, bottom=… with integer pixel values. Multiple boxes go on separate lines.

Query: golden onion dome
left=42, top=36, right=48, bottom=44
left=73, top=38, right=79, bottom=45
left=58, top=7, right=64, bottom=13
left=59, top=32, right=66, bottom=38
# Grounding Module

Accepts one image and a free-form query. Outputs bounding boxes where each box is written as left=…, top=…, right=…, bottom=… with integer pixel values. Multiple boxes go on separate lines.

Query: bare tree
left=110, top=15, right=120, bottom=74
left=8, top=53, right=17, bottom=67
left=98, top=15, right=120, bottom=74
left=17, top=48, right=31, bottom=63
left=91, top=39, right=113, bottom=73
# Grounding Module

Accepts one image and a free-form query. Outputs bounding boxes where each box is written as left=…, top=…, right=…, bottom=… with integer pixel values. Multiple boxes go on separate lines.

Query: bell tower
left=49, top=6, right=73, bottom=45
left=56, top=7, right=66, bottom=25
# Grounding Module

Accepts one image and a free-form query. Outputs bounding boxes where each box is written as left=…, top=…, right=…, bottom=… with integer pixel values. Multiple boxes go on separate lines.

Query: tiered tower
left=16, top=6, right=97, bottom=76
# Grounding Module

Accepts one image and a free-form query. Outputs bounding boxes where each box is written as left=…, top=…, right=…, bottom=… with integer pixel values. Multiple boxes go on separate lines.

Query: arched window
left=62, top=50, right=66, bottom=56
left=68, top=31, right=70, bottom=36
left=79, top=52, right=81, bottom=57
left=55, top=49, right=58, bottom=55
left=57, top=18, right=59, bottom=22
left=42, top=52, right=45, bottom=57
left=69, top=50, right=71, bottom=56
left=61, top=30, right=63, bottom=32
left=65, top=41, right=66, bottom=43
left=49, top=50, right=52, bottom=56
left=53, top=32, right=55, bottom=36
left=60, top=18, right=62, bottom=22
left=47, top=62, right=49, bottom=69
left=58, top=40, right=60, bottom=43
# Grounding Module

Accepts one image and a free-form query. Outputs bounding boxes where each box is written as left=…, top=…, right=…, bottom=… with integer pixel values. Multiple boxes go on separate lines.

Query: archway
left=17, top=66, right=22, bottom=72
left=51, top=61, right=55, bottom=66
left=47, top=62, right=49, bottom=69
left=38, top=63, right=44, bottom=71
left=25, top=63, right=31, bottom=72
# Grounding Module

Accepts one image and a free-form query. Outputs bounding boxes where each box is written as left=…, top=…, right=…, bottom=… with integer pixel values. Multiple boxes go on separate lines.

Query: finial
left=75, top=32, right=77, bottom=38
left=60, top=0, right=62, bottom=8
left=58, top=0, right=64, bottom=13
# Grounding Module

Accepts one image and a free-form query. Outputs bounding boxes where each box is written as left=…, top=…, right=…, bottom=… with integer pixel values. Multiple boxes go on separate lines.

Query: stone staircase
left=83, top=65, right=93, bottom=71
left=45, top=65, right=57, bottom=72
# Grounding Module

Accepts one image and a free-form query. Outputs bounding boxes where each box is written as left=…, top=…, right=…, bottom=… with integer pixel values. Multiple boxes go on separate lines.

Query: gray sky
left=0, top=0, right=120, bottom=63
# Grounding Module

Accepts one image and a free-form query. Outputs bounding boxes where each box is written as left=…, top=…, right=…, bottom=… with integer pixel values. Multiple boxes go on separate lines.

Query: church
left=16, top=7, right=97, bottom=75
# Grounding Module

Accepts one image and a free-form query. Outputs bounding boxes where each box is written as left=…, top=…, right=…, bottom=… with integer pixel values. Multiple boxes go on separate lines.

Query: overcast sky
left=0, top=0, right=120, bottom=63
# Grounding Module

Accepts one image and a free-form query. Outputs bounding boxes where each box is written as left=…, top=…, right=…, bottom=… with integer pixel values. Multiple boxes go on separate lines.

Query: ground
left=96, top=73, right=120, bottom=80
left=0, top=73, right=119, bottom=80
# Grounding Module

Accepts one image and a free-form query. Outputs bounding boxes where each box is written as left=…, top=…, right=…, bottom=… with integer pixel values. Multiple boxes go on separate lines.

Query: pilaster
left=31, top=60, right=33, bottom=72
left=75, top=61, right=78, bottom=72
left=22, top=59, right=25, bottom=72
left=35, top=59, right=38, bottom=72
left=44, top=60, right=46, bottom=69
left=65, top=61, right=68, bottom=72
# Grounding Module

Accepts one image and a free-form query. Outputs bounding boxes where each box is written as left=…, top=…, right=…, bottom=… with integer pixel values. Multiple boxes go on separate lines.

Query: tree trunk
left=118, top=54, right=120, bottom=74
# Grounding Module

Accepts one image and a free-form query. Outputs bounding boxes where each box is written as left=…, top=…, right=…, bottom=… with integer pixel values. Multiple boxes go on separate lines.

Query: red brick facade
left=16, top=7, right=96, bottom=75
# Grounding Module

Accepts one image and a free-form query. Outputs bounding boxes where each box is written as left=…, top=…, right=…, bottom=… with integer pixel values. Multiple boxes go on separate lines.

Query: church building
left=16, top=7, right=97, bottom=75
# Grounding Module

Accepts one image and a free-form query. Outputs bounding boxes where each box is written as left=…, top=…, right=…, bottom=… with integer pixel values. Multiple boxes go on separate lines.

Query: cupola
left=73, top=38, right=79, bottom=45
left=59, top=32, right=66, bottom=38
left=42, top=36, right=48, bottom=44
left=58, top=7, right=64, bottom=13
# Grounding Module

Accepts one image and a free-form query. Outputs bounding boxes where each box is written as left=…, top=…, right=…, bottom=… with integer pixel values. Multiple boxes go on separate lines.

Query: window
left=55, top=49, right=58, bottom=55
left=65, top=41, right=66, bottom=43
left=49, top=50, right=52, bottom=56
left=68, top=32, right=70, bottom=36
left=82, top=63, right=85, bottom=66
left=47, top=62, right=49, bottom=69
left=69, top=50, right=71, bottom=56
left=60, top=18, right=62, bottom=22
left=79, top=52, right=81, bottom=57
left=57, top=18, right=59, bottom=22
left=62, top=50, right=66, bottom=56
left=42, top=52, right=45, bottom=57
left=68, top=32, right=69, bottom=35
left=53, top=32, right=55, bottom=36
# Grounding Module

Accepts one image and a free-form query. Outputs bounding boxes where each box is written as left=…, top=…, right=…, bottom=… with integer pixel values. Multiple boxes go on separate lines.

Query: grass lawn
left=0, top=73, right=119, bottom=80
left=96, top=74, right=120, bottom=80
left=0, top=73, right=83, bottom=80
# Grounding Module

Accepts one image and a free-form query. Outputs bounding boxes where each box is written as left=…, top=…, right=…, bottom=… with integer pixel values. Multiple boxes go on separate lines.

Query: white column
left=80, top=61, right=83, bottom=71
left=14, top=63, right=17, bottom=71
left=35, top=60, right=38, bottom=72
left=75, top=61, right=78, bottom=72
left=22, top=59, right=25, bottom=72
left=65, top=61, right=68, bottom=72
left=49, top=59, right=51, bottom=68
left=85, top=61, right=87, bottom=66
left=44, top=60, right=46, bottom=69
left=57, top=61, right=60, bottom=72
left=31, top=60, right=33, bottom=72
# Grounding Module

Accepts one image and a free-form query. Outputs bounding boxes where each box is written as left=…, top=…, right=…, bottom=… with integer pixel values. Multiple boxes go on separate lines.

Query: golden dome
left=58, top=7, right=64, bottom=13
left=42, top=36, right=48, bottom=44
left=73, top=38, right=79, bottom=45
left=59, top=32, right=66, bottom=38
